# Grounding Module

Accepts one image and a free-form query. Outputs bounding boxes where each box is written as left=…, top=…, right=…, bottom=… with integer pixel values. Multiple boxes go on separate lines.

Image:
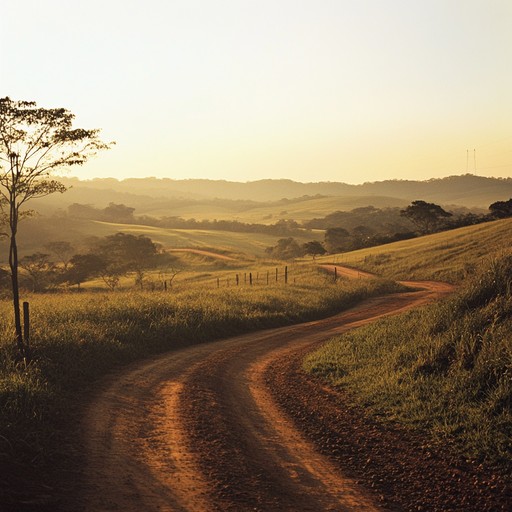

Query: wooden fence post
left=285, top=266, right=288, bottom=284
left=267, top=271, right=269, bottom=285
left=334, top=267, right=337, bottom=282
left=275, top=268, right=278, bottom=282
left=249, top=272, right=253, bottom=286
left=236, top=274, right=239, bottom=286
left=23, top=301, right=30, bottom=357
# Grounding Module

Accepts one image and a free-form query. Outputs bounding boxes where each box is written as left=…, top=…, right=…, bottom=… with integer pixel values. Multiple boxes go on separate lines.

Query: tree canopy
left=489, top=198, right=512, bottom=219
left=400, top=200, right=452, bottom=234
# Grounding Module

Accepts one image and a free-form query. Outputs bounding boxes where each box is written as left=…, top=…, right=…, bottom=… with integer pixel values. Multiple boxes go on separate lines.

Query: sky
left=1, top=0, right=512, bottom=184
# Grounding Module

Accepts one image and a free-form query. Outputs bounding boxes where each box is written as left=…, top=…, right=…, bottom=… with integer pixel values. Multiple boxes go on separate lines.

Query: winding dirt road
left=66, top=283, right=510, bottom=512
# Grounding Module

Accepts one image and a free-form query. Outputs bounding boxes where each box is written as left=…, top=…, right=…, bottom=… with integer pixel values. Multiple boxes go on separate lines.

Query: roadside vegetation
left=305, top=252, right=512, bottom=471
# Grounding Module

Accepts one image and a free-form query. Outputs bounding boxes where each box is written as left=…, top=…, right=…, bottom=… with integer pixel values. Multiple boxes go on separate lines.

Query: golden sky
left=2, top=0, right=511, bottom=183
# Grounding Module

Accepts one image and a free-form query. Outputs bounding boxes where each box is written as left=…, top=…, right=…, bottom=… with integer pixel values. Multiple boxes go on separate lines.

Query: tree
left=400, top=200, right=452, bottom=234
left=45, top=241, right=75, bottom=271
left=489, top=198, right=512, bottom=219
left=351, top=225, right=375, bottom=248
left=96, top=233, right=160, bottom=289
left=19, top=252, right=55, bottom=292
left=159, top=265, right=183, bottom=289
left=102, top=203, right=136, bottom=223
left=324, top=227, right=351, bottom=253
left=62, top=253, right=105, bottom=288
left=265, top=237, right=303, bottom=260
left=67, top=202, right=100, bottom=219
left=0, top=97, right=111, bottom=359
left=302, top=241, right=326, bottom=259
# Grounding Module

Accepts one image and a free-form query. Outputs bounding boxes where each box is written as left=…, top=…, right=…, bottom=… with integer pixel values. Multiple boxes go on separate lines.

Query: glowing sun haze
left=2, top=0, right=511, bottom=184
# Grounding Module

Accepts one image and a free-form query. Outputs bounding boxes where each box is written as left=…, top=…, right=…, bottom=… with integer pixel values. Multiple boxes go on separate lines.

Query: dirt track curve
left=66, top=278, right=511, bottom=511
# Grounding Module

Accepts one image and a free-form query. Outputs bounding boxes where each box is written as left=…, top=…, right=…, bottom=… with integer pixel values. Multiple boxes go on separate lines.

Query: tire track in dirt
left=71, top=280, right=451, bottom=511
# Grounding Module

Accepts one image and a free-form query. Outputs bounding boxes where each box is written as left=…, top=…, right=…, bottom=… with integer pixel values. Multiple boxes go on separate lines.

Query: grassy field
left=177, top=194, right=408, bottom=224
left=0, top=263, right=401, bottom=504
left=2, top=216, right=324, bottom=261
left=316, top=217, right=512, bottom=283
left=305, top=252, right=512, bottom=470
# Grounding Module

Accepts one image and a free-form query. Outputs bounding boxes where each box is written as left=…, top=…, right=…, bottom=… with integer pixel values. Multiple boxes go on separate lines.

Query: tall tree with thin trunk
left=0, top=97, right=112, bottom=360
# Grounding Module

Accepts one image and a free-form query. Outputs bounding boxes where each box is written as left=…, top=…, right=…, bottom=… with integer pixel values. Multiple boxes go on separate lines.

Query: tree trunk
left=9, top=228, right=25, bottom=359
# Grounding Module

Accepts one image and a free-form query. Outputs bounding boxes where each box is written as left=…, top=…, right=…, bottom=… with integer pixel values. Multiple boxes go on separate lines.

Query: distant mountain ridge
left=39, top=174, right=511, bottom=212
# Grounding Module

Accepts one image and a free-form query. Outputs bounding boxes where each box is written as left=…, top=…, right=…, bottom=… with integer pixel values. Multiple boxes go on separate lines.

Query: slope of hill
left=307, top=246, right=512, bottom=478
left=318, top=218, right=512, bottom=283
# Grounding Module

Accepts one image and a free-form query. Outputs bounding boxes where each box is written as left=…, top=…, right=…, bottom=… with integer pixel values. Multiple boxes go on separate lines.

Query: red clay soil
left=55, top=278, right=512, bottom=511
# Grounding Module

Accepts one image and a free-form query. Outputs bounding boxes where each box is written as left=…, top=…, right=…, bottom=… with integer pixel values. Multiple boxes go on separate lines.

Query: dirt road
left=67, top=279, right=509, bottom=511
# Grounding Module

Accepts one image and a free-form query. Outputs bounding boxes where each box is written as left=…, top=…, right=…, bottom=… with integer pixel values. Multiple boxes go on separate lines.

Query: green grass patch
left=305, top=252, right=512, bottom=470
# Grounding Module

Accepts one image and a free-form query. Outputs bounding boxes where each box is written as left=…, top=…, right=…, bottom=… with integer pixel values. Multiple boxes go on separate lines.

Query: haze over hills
left=37, top=174, right=511, bottom=216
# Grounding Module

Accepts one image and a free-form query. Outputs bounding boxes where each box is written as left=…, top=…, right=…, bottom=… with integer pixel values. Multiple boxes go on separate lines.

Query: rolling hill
left=34, top=174, right=510, bottom=222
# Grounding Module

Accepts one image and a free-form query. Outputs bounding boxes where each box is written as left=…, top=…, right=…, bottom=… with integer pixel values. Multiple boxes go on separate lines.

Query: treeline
left=266, top=198, right=512, bottom=258
left=12, top=233, right=177, bottom=293
left=67, top=202, right=303, bottom=236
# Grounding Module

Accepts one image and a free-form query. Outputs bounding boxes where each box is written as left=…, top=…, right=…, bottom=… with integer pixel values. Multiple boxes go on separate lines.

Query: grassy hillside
left=215, top=195, right=408, bottom=224
left=317, top=218, right=512, bottom=283
left=305, top=253, right=512, bottom=470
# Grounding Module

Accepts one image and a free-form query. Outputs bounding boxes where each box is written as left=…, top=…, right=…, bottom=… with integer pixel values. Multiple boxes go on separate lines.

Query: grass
left=316, top=217, right=512, bottom=283
left=0, top=262, right=401, bottom=502
left=2, top=216, right=323, bottom=261
left=198, top=195, right=408, bottom=224
left=304, top=252, right=512, bottom=470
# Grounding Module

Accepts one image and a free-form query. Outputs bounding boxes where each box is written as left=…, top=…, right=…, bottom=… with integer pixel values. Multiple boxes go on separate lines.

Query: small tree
left=159, top=265, right=182, bottom=289
left=302, top=241, right=326, bottom=259
left=62, top=253, right=105, bottom=288
left=0, top=97, right=111, bottom=359
left=400, top=200, right=452, bottom=234
left=96, top=232, right=159, bottom=289
left=45, top=241, right=75, bottom=271
left=102, top=203, right=136, bottom=223
left=265, top=237, right=303, bottom=260
left=19, top=252, right=55, bottom=292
